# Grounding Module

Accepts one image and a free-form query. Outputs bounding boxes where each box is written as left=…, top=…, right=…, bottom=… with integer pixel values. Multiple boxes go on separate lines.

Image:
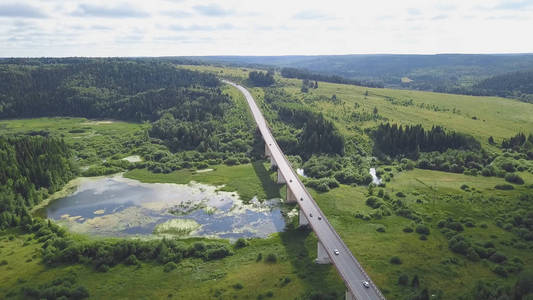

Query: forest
left=262, top=88, right=345, bottom=158
left=0, top=136, right=76, bottom=229
left=372, top=123, right=480, bottom=158
left=280, top=67, right=384, bottom=88
left=248, top=70, right=275, bottom=86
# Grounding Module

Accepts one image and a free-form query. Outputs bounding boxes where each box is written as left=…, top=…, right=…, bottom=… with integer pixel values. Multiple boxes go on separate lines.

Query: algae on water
left=154, top=219, right=201, bottom=236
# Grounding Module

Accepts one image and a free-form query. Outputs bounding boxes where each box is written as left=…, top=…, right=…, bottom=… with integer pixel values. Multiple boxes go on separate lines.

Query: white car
left=362, top=281, right=370, bottom=288
left=334, top=249, right=340, bottom=255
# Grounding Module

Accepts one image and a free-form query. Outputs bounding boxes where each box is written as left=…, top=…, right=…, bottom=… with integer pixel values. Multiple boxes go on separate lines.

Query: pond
left=45, top=175, right=287, bottom=240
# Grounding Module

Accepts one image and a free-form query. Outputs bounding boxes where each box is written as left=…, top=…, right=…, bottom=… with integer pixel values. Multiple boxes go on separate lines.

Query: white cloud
left=0, top=0, right=532, bottom=57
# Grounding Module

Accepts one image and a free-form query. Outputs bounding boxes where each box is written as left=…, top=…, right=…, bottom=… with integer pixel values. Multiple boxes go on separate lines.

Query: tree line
left=281, top=67, right=384, bottom=88
left=372, top=123, right=480, bottom=158
left=248, top=71, right=275, bottom=86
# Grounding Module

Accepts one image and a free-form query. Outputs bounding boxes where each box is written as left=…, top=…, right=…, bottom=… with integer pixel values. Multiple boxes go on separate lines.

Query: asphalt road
left=224, top=80, right=385, bottom=300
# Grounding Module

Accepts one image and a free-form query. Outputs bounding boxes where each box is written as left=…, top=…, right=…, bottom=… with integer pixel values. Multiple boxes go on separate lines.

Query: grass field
left=124, top=162, right=284, bottom=202
left=0, top=117, right=148, bottom=166
left=0, top=229, right=345, bottom=299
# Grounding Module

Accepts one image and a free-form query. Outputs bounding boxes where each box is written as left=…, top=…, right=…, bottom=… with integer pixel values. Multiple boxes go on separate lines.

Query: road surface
left=224, top=80, right=385, bottom=300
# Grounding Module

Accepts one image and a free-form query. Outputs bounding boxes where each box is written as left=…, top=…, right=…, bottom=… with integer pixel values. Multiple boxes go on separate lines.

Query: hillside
left=191, top=54, right=533, bottom=94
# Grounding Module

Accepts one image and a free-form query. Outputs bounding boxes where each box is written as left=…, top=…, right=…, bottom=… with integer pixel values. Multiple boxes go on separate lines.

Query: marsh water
left=45, top=175, right=286, bottom=239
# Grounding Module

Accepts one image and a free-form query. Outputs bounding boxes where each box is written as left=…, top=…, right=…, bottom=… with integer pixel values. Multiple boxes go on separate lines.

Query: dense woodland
left=247, top=70, right=275, bottom=86
left=0, top=136, right=76, bottom=229
left=281, top=67, right=383, bottom=88
left=0, top=60, right=218, bottom=119
left=263, top=88, right=344, bottom=158
left=372, top=123, right=480, bottom=158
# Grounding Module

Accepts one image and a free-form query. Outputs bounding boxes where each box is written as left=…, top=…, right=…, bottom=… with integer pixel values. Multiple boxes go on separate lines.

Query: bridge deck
left=224, top=80, right=385, bottom=300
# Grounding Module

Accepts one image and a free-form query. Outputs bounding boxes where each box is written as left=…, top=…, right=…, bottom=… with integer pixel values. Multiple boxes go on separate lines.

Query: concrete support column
left=298, top=209, right=309, bottom=227
left=315, top=241, right=331, bottom=264
left=345, top=290, right=356, bottom=300
left=286, top=186, right=297, bottom=203
left=265, top=143, right=272, bottom=158
left=277, top=171, right=286, bottom=184
left=270, top=156, right=277, bottom=167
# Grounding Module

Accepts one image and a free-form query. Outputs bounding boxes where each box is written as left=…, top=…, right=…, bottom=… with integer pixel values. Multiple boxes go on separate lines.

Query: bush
left=163, top=262, right=177, bottom=272
left=97, top=264, right=110, bottom=273
left=396, top=192, right=406, bottom=198
left=365, top=197, right=382, bottom=209
left=491, top=265, right=507, bottom=277
left=419, top=235, right=427, bottom=240
left=403, top=227, right=413, bottom=233
left=376, top=227, right=386, bottom=233
left=505, top=173, right=524, bottom=184
left=232, top=283, right=244, bottom=289
left=125, top=254, right=139, bottom=265
left=489, top=252, right=507, bottom=263
left=415, top=224, right=430, bottom=235
left=515, top=270, right=533, bottom=298
left=495, top=184, right=514, bottom=190
left=390, top=256, right=402, bottom=264
left=234, top=238, right=248, bottom=249
left=0, top=259, right=7, bottom=266
left=398, top=274, right=409, bottom=285
left=265, top=253, right=277, bottom=263
left=256, top=253, right=262, bottom=262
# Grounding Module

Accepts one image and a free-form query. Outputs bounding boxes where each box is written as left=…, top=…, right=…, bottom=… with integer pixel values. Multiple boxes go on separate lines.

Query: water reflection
left=46, top=175, right=286, bottom=239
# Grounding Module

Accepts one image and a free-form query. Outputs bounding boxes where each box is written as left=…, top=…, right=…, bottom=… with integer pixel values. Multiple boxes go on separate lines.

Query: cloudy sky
left=1, top=0, right=532, bottom=57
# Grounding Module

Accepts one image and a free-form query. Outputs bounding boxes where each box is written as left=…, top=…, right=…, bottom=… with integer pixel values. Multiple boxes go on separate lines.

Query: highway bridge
left=224, top=80, right=385, bottom=300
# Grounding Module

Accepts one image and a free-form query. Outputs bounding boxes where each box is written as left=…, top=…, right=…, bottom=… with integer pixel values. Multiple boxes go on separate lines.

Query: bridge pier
left=265, top=143, right=277, bottom=167
left=315, top=241, right=331, bottom=264
left=286, top=186, right=297, bottom=203
left=345, top=290, right=356, bottom=300
left=264, top=143, right=271, bottom=158
left=299, top=209, right=309, bottom=227
left=277, top=171, right=286, bottom=184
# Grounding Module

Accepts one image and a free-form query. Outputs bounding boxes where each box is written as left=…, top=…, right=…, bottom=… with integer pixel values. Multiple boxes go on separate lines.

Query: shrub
left=256, top=253, right=262, bottom=262
left=396, top=192, right=406, bottom=198
left=163, top=262, right=177, bottom=272
left=489, top=252, right=507, bottom=263
left=415, top=224, right=430, bottom=235
left=403, top=227, right=413, bottom=233
left=376, top=227, right=386, bottom=233
left=125, top=254, right=139, bottom=265
left=234, top=238, right=248, bottom=249
left=390, top=256, right=402, bottom=264
left=495, top=184, right=514, bottom=190
left=0, top=259, right=7, bottom=266
left=205, top=247, right=232, bottom=260
left=460, top=184, right=469, bottom=190
left=97, top=264, right=110, bottom=273
left=505, top=173, right=524, bottom=184
left=265, top=253, right=277, bottom=263
left=466, top=247, right=480, bottom=261
left=365, top=197, right=382, bottom=209
left=491, top=265, right=507, bottom=277
left=515, top=270, right=533, bottom=298
left=419, top=235, right=427, bottom=241
left=398, top=274, right=409, bottom=285
left=232, top=283, right=244, bottom=289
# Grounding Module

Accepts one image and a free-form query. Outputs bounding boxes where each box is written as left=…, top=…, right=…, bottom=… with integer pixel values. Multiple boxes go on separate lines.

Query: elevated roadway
left=224, top=80, right=385, bottom=300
